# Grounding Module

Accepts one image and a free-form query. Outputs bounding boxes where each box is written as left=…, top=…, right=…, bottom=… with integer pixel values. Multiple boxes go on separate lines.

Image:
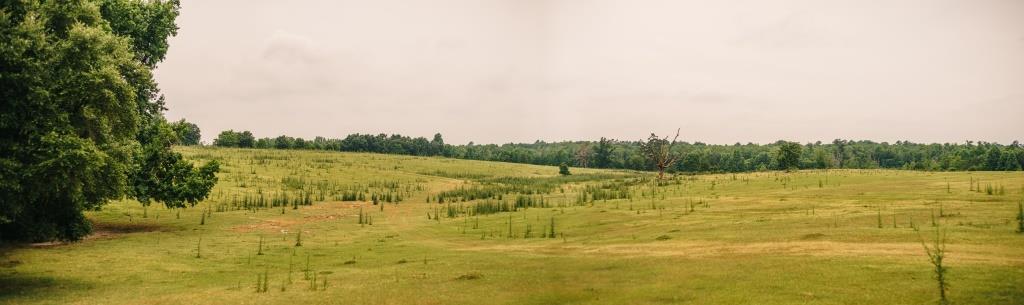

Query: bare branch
left=644, top=128, right=683, bottom=179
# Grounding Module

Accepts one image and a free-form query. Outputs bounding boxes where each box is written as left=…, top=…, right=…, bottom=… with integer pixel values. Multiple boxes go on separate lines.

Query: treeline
left=210, top=130, right=1023, bottom=172
left=213, top=131, right=450, bottom=155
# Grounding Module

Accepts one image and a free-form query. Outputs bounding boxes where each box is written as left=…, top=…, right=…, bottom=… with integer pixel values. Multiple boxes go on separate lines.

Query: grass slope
left=1, top=147, right=1022, bottom=305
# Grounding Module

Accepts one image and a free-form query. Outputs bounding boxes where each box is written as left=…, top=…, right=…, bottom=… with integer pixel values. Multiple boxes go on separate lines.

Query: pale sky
left=156, top=0, right=1024, bottom=145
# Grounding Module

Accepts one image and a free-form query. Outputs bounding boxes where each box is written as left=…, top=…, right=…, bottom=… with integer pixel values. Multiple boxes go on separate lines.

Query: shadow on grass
left=26, top=220, right=174, bottom=248
left=90, top=221, right=168, bottom=235
left=0, top=273, right=91, bottom=301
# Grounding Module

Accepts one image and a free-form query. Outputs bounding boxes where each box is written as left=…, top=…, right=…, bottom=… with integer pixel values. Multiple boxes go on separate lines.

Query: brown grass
left=457, top=240, right=1024, bottom=265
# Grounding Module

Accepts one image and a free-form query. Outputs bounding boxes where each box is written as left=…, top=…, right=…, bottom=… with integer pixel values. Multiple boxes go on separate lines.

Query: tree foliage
left=132, top=118, right=219, bottom=208
left=776, top=141, right=802, bottom=171
left=592, top=137, right=616, bottom=168
left=211, top=129, right=1024, bottom=174
left=169, top=118, right=200, bottom=145
left=0, top=0, right=218, bottom=242
left=213, top=129, right=253, bottom=148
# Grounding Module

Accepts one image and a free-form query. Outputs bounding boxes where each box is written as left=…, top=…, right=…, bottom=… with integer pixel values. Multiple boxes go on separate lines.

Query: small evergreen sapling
left=1017, top=201, right=1023, bottom=233
left=920, top=229, right=949, bottom=305
left=892, top=210, right=897, bottom=228
left=262, top=269, right=269, bottom=293
left=195, top=235, right=202, bottom=258
left=877, top=206, right=883, bottom=228
left=549, top=217, right=556, bottom=238
left=257, top=236, right=264, bottom=255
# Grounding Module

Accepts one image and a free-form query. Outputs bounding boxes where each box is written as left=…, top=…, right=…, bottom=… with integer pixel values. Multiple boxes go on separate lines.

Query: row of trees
left=211, top=130, right=1024, bottom=173
left=1, top=0, right=219, bottom=242
left=214, top=131, right=450, bottom=156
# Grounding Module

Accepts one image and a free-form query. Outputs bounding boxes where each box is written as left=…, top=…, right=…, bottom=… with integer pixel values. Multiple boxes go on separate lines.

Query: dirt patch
left=455, top=272, right=483, bottom=280
left=304, top=214, right=341, bottom=221
left=304, top=201, right=367, bottom=211
left=230, top=202, right=359, bottom=233
left=231, top=218, right=301, bottom=233
left=800, top=233, right=826, bottom=240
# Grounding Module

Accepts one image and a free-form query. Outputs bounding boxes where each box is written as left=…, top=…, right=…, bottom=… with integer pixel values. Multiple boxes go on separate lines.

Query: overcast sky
left=156, top=0, right=1024, bottom=145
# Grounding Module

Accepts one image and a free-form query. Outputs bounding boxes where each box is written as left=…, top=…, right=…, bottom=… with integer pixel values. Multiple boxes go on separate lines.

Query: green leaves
left=57, top=23, right=140, bottom=142
left=169, top=119, right=201, bottom=145
left=99, top=0, right=180, bottom=67
left=132, top=118, right=219, bottom=209
left=0, top=0, right=216, bottom=241
left=775, top=141, right=802, bottom=171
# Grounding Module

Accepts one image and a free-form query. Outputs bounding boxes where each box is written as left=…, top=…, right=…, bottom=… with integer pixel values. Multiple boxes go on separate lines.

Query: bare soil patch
left=230, top=201, right=363, bottom=233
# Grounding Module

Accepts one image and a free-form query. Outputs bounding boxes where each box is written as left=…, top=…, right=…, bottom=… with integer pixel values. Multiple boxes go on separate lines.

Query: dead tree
left=574, top=143, right=591, bottom=168
left=640, top=128, right=681, bottom=179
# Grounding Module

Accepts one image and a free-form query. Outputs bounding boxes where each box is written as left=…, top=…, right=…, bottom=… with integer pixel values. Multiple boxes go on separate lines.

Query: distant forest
left=203, top=128, right=1023, bottom=173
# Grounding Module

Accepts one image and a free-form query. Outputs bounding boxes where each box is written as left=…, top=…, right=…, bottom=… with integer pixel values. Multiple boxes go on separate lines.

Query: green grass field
left=2, top=147, right=1022, bottom=305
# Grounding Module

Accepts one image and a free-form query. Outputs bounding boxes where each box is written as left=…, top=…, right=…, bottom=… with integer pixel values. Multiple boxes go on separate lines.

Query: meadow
left=1, top=147, right=1021, bottom=305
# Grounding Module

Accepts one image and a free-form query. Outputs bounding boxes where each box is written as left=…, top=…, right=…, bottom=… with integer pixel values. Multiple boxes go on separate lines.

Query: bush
left=559, top=163, right=571, bottom=176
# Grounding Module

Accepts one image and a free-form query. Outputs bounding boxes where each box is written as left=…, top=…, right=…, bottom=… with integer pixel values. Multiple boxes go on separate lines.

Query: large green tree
left=213, top=129, right=254, bottom=148
left=213, top=130, right=240, bottom=147
left=593, top=137, right=616, bottom=168
left=776, top=141, right=802, bottom=171
left=237, top=130, right=254, bottom=148
left=169, top=118, right=200, bottom=145
left=0, top=0, right=218, bottom=242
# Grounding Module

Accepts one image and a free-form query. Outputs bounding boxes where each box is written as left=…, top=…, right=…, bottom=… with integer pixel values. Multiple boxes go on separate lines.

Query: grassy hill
left=1, top=147, right=1021, bottom=305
